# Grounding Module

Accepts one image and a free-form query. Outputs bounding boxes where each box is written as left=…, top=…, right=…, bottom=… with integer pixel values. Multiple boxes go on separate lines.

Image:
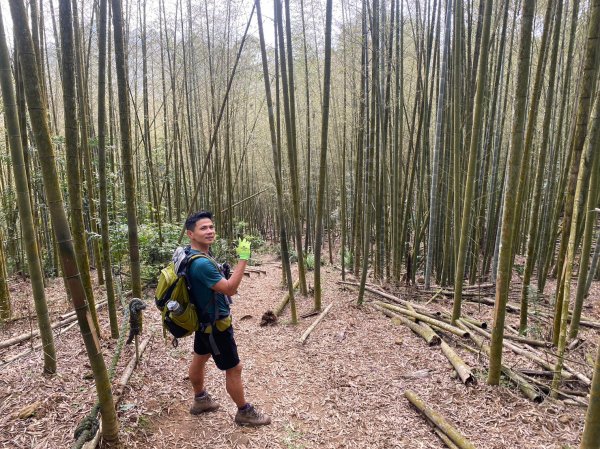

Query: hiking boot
left=190, top=392, right=220, bottom=414
left=235, top=404, right=271, bottom=427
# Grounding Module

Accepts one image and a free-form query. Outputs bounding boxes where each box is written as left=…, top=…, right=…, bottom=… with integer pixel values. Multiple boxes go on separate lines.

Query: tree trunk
left=312, top=0, right=333, bottom=310
left=111, top=0, right=142, bottom=299
left=487, top=0, right=535, bottom=386
left=0, top=6, right=57, bottom=374
left=6, top=0, right=119, bottom=442
left=97, top=0, right=119, bottom=339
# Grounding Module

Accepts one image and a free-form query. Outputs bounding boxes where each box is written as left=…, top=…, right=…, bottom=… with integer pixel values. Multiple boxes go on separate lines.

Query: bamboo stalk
left=83, top=334, right=153, bottom=449
left=375, top=302, right=469, bottom=338
left=370, top=303, right=440, bottom=346
left=0, top=300, right=107, bottom=350
left=404, top=390, right=477, bottom=449
left=440, top=341, right=475, bottom=385
left=273, top=279, right=300, bottom=317
left=300, top=302, right=334, bottom=344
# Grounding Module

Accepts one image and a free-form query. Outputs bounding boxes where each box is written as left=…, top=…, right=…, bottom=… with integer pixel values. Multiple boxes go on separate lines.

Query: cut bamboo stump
left=300, top=303, right=334, bottom=344
left=404, top=390, right=477, bottom=449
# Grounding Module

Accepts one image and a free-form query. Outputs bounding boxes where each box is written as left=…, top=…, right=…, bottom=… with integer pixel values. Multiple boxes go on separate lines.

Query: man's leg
left=225, top=362, right=246, bottom=408
left=189, top=353, right=211, bottom=395
left=227, top=362, right=271, bottom=426
left=189, top=353, right=219, bottom=414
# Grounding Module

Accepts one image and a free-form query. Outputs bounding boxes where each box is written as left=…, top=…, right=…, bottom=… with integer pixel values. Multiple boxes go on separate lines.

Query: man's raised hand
left=236, top=238, right=251, bottom=261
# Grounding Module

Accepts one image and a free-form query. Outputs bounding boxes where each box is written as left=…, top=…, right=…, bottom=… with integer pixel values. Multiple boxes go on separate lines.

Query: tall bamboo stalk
left=6, top=0, right=119, bottom=442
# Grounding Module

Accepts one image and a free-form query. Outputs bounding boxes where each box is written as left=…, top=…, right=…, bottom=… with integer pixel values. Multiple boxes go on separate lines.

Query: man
left=185, top=210, right=271, bottom=427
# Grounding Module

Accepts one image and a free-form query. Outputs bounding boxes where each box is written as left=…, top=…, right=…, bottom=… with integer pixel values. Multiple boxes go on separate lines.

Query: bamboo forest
left=0, top=0, right=600, bottom=446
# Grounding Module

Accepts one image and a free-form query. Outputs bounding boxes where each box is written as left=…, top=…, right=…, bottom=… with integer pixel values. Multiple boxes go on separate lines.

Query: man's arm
left=211, top=260, right=247, bottom=296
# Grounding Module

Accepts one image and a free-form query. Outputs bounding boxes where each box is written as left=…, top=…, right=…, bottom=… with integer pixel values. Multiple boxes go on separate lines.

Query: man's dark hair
left=185, top=210, right=213, bottom=231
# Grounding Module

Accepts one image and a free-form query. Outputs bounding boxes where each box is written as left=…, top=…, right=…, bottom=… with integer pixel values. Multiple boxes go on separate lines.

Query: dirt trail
left=121, top=261, right=587, bottom=449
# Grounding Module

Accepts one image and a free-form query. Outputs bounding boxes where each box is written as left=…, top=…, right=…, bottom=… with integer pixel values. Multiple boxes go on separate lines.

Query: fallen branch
left=404, top=390, right=477, bottom=449
left=300, top=303, right=334, bottom=344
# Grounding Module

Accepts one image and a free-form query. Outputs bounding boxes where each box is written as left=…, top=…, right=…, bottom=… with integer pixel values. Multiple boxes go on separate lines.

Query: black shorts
left=193, top=326, right=240, bottom=371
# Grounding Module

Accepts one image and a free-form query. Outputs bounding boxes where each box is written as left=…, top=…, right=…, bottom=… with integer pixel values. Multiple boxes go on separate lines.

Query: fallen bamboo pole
left=465, top=297, right=600, bottom=330
left=404, top=390, right=477, bottom=449
left=459, top=319, right=578, bottom=382
left=373, top=303, right=473, bottom=385
left=0, top=300, right=108, bottom=351
left=338, top=281, right=432, bottom=314
left=456, top=321, right=544, bottom=402
left=375, top=302, right=468, bottom=338
left=434, top=428, right=461, bottom=449
left=440, top=341, right=475, bottom=385
left=370, top=303, right=440, bottom=346
left=300, top=303, right=334, bottom=344
left=1, top=321, right=79, bottom=368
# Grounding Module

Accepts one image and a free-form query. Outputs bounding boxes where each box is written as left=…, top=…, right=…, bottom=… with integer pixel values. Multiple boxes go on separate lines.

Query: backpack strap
left=185, top=252, right=226, bottom=356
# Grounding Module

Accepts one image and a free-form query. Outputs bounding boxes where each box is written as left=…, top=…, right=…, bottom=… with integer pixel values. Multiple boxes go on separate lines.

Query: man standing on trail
left=185, top=210, right=271, bottom=427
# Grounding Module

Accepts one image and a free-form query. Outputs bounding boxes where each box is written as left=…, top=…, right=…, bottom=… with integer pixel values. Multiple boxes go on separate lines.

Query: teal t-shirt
left=187, top=251, right=231, bottom=322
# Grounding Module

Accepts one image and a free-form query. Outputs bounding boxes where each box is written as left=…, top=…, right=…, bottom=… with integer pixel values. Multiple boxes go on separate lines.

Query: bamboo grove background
left=1, top=0, right=600, bottom=445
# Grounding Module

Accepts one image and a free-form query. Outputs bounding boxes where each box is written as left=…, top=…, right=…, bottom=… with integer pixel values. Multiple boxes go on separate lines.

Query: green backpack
left=155, top=247, right=203, bottom=340
left=155, top=246, right=231, bottom=349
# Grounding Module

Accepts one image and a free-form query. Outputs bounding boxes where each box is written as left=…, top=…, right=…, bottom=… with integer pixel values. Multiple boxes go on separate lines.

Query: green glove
left=236, top=238, right=251, bottom=260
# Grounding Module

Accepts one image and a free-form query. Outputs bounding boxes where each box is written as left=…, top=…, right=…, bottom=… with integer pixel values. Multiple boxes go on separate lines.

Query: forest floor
left=0, top=253, right=598, bottom=449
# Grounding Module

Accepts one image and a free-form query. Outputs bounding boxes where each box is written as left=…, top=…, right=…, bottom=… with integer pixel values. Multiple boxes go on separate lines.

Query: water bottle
left=167, top=300, right=185, bottom=316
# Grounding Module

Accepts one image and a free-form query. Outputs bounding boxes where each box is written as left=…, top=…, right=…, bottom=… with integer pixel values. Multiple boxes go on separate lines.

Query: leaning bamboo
left=83, top=334, right=153, bottom=449
left=273, top=279, right=300, bottom=317
left=300, top=302, right=334, bottom=344
left=370, top=303, right=440, bottom=346
left=375, top=302, right=469, bottom=338
left=404, top=390, right=477, bottom=449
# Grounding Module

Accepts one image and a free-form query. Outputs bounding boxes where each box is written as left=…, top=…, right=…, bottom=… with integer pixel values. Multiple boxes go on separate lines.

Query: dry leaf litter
left=0, top=256, right=597, bottom=449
